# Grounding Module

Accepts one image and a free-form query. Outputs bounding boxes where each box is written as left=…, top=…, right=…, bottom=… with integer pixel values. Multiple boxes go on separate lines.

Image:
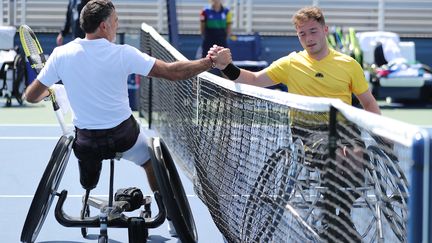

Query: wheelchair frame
left=241, top=136, right=409, bottom=243
left=20, top=135, right=198, bottom=243
left=0, top=49, right=26, bottom=107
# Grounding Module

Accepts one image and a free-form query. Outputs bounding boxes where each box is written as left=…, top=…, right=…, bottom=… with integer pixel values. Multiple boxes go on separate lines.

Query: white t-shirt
left=38, top=38, right=156, bottom=129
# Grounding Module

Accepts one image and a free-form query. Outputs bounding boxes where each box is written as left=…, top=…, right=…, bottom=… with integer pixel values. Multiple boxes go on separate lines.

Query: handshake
left=206, top=45, right=241, bottom=80
left=206, top=45, right=231, bottom=70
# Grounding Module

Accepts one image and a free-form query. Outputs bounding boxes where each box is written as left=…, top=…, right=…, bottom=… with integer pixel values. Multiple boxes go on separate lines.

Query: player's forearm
left=222, top=64, right=272, bottom=87
left=357, top=90, right=381, bottom=115
left=235, top=69, right=265, bottom=86
left=172, top=58, right=214, bottom=80
left=363, top=101, right=381, bottom=115
left=152, top=58, right=213, bottom=81
left=24, top=80, right=50, bottom=103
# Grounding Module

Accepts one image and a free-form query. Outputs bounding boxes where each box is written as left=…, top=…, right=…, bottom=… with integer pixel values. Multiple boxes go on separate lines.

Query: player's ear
left=99, top=20, right=107, bottom=32
left=323, top=25, right=329, bottom=35
left=100, top=21, right=105, bottom=30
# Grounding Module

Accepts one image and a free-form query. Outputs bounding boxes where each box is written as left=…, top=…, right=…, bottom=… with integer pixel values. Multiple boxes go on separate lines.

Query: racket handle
left=52, top=99, right=60, bottom=111
left=48, top=87, right=68, bottom=135
left=55, top=109, right=68, bottom=135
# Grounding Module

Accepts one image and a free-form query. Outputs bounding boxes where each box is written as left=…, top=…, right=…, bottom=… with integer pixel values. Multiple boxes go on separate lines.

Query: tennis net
left=138, top=23, right=430, bottom=243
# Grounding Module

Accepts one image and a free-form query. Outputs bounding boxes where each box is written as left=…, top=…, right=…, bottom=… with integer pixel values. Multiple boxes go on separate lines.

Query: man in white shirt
left=24, top=0, right=223, bottom=195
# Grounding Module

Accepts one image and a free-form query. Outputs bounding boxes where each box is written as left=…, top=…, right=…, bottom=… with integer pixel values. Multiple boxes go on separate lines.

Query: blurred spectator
left=200, top=0, right=232, bottom=75
left=56, top=0, right=90, bottom=46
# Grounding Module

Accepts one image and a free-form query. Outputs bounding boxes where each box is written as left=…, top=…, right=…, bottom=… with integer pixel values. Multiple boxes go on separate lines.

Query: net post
left=166, top=0, right=179, bottom=49
left=428, top=131, right=432, bottom=243
left=408, top=130, right=430, bottom=243
left=328, top=106, right=337, bottom=160
left=118, top=32, right=125, bottom=45
left=321, top=105, right=338, bottom=241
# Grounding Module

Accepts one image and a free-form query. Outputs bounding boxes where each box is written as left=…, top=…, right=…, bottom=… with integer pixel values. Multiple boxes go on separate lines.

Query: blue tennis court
left=0, top=103, right=224, bottom=242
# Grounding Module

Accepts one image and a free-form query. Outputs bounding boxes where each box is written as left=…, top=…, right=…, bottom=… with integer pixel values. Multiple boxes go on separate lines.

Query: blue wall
left=401, top=37, right=432, bottom=68
left=179, top=34, right=432, bottom=68
left=14, top=33, right=432, bottom=68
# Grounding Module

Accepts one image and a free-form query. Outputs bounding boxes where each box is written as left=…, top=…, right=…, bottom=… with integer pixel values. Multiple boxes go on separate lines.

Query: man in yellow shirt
left=209, top=5, right=381, bottom=242
left=211, top=6, right=380, bottom=114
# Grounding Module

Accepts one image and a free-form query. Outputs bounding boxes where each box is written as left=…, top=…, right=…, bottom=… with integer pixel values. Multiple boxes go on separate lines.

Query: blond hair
left=292, top=6, right=325, bottom=28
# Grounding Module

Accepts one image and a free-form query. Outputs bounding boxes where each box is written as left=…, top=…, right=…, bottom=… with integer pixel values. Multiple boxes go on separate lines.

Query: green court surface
left=381, top=109, right=432, bottom=127
left=0, top=100, right=70, bottom=124
left=0, top=99, right=144, bottom=126
left=1, top=98, right=430, bottom=127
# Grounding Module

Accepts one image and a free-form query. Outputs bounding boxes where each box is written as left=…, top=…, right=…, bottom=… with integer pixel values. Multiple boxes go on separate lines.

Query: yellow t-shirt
left=266, top=49, right=368, bottom=105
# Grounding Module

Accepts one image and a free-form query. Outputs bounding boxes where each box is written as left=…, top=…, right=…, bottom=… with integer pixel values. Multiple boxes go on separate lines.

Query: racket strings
left=22, top=33, right=45, bottom=71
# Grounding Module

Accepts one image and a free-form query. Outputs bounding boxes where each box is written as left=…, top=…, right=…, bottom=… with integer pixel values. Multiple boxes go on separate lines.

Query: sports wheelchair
left=20, top=134, right=198, bottom=243
left=0, top=47, right=27, bottom=107
left=241, top=131, right=408, bottom=243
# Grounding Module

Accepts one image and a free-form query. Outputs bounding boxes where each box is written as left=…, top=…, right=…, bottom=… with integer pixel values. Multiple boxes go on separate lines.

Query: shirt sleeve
left=226, top=10, right=233, bottom=24
left=266, top=55, right=293, bottom=85
left=37, top=48, right=61, bottom=87
left=123, top=45, right=156, bottom=76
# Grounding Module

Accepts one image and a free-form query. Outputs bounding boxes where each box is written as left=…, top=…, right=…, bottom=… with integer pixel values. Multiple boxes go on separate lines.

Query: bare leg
left=142, top=160, right=158, bottom=192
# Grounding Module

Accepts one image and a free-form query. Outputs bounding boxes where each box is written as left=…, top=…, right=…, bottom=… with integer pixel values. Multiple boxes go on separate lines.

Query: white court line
left=0, top=195, right=107, bottom=198
left=0, top=137, right=59, bottom=140
left=0, top=194, right=198, bottom=198
left=0, top=124, right=69, bottom=127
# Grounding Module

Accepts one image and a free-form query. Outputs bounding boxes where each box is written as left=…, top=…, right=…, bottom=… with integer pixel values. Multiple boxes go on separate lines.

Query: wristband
left=222, top=63, right=241, bottom=80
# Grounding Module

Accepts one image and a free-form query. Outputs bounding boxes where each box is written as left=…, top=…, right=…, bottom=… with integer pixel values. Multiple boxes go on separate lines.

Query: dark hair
left=80, top=0, right=115, bottom=34
left=292, top=6, right=326, bottom=28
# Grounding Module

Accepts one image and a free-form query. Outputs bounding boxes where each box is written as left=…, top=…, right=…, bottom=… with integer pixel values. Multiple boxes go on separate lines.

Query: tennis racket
left=19, top=25, right=68, bottom=134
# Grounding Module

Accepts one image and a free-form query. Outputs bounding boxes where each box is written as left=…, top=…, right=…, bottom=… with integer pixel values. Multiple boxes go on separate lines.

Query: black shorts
left=73, top=115, right=140, bottom=162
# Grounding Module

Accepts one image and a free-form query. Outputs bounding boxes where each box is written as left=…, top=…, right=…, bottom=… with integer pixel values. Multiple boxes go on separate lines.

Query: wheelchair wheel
left=150, top=137, right=198, bottom=243
left=367, top=145, right=408, bottom=242
left=12, top=52, right=26, bottom=105
left=241, top=139, right=304, bottom=242
left=20, top=135, right=74, bottom=243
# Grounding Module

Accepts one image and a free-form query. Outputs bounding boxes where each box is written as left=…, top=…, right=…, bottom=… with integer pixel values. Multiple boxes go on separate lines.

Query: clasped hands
left=207, top=45, right=232, bottom=70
